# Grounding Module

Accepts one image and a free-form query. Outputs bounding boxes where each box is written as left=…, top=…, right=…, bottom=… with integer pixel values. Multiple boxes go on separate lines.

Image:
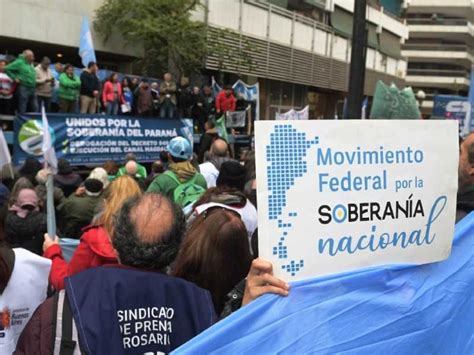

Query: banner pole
left=45, top=172, right=57, bottom=238
left=8, top=163, right=14, bottom=180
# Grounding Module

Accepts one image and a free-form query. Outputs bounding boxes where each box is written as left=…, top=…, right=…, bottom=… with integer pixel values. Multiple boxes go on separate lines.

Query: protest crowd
left=0, top=49, right=283, bottom=354
left=0, top=50, right=242, bottom=133
left=1, top=49, right=473, bottom=354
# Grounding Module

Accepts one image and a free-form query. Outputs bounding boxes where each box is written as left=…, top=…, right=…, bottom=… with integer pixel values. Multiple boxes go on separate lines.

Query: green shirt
left=5, top=55, right=36, bottom=88
left=58, top=72, right=81, bottom=101
left=116, top=163, right=148, bottom=179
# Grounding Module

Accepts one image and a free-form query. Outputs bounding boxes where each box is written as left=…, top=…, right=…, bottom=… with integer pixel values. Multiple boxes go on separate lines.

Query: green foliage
left=209, top=28, right=257, bottom=76
left=94, top=0, right=207, bottom=76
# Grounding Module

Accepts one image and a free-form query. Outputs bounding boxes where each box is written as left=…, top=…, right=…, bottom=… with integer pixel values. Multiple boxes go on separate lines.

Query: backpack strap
left=188, top=173, right=199, bottom=185
left=164, top=170, right=182, bottom=185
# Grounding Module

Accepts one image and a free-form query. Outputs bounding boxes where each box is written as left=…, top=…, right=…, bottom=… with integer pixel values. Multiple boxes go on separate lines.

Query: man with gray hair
left=5, top=49, right=38, bottom=113
left=159, top=72, right=177, bottom=118
left=35, top=56, right=54, bottom=111
left=116, top=152, right=148, bottom=180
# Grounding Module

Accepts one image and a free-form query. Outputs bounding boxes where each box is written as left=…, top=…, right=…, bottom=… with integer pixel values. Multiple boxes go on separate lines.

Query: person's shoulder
left=81, top=226, right=116, bottom=258
left=195, top=172, right=208, bottom=184
left=13, top=247, right=51, bottom=268
left=199, top=162, right=217, bottom=174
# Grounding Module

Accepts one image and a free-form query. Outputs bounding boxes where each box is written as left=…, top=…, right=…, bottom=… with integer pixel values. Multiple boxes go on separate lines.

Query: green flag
left=370, top=81, right=421, bottom=120
left=215, top=114, right=229, bottom=142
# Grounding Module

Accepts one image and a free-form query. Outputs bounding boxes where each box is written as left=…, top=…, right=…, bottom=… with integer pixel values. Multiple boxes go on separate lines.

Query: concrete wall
left=0, top=0, right=141, bottom=57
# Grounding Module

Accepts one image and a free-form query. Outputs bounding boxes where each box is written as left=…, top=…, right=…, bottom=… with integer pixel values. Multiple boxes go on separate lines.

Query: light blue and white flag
left=174, top=214, right=474, bottom=354
left=0, top=128, right=11, bottom=168
left=79, top=16, right=97, bottom=68
left=211, top=77, right=222, bottom=98
left=361, top=96, right=368, bottom=119
left=233, top=79, right=260, bottom=120
left=41, top=106, right=57, bottom=173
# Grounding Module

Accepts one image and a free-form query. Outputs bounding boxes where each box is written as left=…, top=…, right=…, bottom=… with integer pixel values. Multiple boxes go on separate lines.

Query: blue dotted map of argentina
left=264, top=124, right=318, bottom=277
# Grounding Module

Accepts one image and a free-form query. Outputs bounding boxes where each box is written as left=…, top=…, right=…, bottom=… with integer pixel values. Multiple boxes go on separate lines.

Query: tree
left=209, top=28, right=257, bottom=84
left=94, top=0, right=207, bottom=77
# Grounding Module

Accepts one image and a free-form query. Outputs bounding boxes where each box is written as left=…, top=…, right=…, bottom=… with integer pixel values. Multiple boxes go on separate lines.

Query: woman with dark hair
left=0, top=205, right=51, bottom=354
left=121, top=77, right=133, bottom=114
left=173, top=207, right=253, bottom=315
left=102, top=72, right=124, bottom=115
left=191, top=186, right=258, bottom=241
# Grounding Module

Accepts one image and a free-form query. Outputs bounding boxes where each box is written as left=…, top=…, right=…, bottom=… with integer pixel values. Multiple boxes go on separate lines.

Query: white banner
left=256, top=120, right=459, bottom=282
left=275, top=106, right=309, bottom=121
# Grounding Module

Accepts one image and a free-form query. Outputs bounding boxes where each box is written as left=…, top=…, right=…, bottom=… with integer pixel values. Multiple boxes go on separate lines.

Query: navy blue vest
left=65, top=266, right=216, bottom=354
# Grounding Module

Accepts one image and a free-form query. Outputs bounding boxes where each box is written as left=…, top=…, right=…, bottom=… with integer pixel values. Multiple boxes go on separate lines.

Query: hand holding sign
left=242, top=258, right=290, bottom=307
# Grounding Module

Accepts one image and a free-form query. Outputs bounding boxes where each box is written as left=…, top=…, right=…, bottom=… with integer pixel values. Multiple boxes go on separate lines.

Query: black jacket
left=54, top=173, right=83, bottom=198
left=5, top=211, right=47, bottom=255
left=198, top=130, right=219, bottom=163
left=80, top=71, right=100, bottom=97
left=220, top=279, right=245, bottom=319
left=456, top=185, right=474, bottom=222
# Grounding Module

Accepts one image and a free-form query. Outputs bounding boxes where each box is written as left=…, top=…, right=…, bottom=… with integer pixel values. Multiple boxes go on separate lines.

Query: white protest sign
left=255, top=120, right=459, bottom=282
left=275, top=106, right=309, bottom=121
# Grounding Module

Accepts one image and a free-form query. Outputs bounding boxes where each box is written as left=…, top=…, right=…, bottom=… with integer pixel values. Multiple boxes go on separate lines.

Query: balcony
left=405, top=0, right=474, bottom=20
left=406, top=18, right=474, bottom=40
left=406, top=69, right=470, bottom=89
left=401, top=43, right=474, bottom=67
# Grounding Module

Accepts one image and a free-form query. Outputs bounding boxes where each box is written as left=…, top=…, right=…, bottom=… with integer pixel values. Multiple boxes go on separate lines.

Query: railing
left=407, top=68, right=470, bottom=78
left=247, top=0, right=332, bottom=32
left=402, top=43, right=472, bottom=52
left=407, top=18, right=469, bottom=26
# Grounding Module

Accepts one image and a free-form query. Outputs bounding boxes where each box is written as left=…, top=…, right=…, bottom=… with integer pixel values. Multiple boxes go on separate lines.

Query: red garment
left=43, top=225, right=118, bottom=290
left=215, top=90, right=236, bottom=113
left=102, top=81, right=124, bottom=104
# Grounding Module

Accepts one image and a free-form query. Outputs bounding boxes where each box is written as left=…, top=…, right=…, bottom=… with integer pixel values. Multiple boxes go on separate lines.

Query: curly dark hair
left=112, top=193, right=185, bottom=270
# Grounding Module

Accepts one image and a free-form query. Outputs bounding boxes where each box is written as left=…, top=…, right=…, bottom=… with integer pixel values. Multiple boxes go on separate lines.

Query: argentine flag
left=174, top=214, right=474, bottom=354
left=79, top=16, right=97, bottom=68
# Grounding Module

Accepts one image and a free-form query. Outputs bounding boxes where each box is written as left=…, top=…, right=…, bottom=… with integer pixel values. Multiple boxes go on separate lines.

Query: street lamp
left=416, top=90, right=426, bottom=119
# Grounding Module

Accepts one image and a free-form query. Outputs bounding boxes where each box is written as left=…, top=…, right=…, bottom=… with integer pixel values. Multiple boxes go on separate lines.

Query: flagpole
left=46, top=172, right=57, bottom=238
left=41, top=104, right=57, bottom=238
left=8, top=163, right=14, bottom=180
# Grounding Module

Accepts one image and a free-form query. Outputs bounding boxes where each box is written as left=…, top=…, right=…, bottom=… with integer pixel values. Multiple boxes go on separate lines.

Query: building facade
left=403, top=0, right=474, bottom=117
left=0, top=0, right=142, bottom=71
left=0, top=0, right=407, bottom=119
left=196, top=0, right=408, bottom=119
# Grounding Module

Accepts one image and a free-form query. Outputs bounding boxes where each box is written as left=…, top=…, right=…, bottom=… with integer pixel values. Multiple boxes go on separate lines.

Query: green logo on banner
left=18, top=120, right=56, bottom=156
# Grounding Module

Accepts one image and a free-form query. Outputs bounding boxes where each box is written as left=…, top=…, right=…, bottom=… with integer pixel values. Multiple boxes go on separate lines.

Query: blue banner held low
left=173, top=213, right=474, bottom=354
left=14, top=113, right=193, bottom=166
